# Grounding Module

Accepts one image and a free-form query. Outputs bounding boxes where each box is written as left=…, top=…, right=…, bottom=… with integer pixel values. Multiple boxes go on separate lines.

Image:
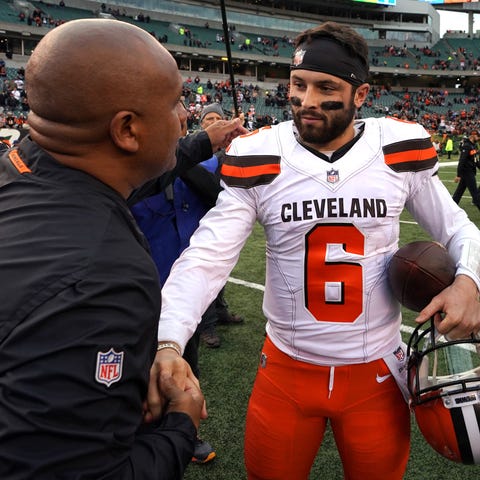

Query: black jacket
left=0, top=137, right=195, bottom=479
left=457, top=136, right=479, bottom=174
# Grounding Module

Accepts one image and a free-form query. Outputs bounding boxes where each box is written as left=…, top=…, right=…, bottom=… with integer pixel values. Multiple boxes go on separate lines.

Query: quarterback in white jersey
left=153, top=22, right=480, bottom=480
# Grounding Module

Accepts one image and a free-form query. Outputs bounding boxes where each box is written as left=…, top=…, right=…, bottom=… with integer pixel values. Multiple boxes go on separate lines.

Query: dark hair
left=294, top=22, right=369, bottom=75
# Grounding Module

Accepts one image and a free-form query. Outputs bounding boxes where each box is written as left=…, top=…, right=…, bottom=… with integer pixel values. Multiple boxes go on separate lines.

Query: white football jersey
left=160, top=117, right=480, bottom=365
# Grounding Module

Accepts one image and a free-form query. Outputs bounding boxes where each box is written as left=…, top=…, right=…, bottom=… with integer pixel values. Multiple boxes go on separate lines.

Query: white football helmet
left=407, top=319, right=480, bottom=464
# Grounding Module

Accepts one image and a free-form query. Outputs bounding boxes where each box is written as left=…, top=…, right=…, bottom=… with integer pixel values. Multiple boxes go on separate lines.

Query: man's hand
left=143, top=348, right=207, bottom=424
left=415, top=274, right=480, bottom=339
left=158, top=374, right=205, bottom=430
left=454, top=176, right=460, bottom=183
left=205, top=117, right=248, bottom=151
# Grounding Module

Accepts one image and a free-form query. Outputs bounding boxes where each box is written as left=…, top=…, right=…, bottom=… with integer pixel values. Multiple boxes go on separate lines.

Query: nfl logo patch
left=292, top=48, right=306, bottom=67
left=327, top=168, right=339, bottom=183
left=95, top=348, right=124, bottom=387
left=393, top=346, right=405, bottom=362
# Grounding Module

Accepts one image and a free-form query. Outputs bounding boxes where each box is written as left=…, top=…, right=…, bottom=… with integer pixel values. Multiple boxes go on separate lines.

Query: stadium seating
left=0, top=1, right=20, bottom=23
left=31, top=2, right=96, bottom=22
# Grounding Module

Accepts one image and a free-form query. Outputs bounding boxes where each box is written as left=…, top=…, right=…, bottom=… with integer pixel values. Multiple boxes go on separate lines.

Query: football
left=387, top=241, right=456, bottom=312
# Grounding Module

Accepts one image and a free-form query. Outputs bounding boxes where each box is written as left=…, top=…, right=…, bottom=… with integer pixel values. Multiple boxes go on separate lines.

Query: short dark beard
left=291, top=92, right=356, bottom=147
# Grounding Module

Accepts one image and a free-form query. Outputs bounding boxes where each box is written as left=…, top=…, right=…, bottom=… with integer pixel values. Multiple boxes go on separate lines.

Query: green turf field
left=183, top=156, right=480, bottom=479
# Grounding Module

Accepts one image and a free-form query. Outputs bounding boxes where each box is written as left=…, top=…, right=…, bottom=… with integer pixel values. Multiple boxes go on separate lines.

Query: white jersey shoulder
left=228, top=123, right=288, bottom=156
left=369, top=116, right=431, bottom=142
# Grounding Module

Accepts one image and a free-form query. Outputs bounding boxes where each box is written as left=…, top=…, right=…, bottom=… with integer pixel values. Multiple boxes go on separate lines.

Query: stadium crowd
left=2, top=57, right=480, bottom=152
left=179, top=76, right=480, bottom=144
left=2, top=72, right=480, bottom=159
left=363, top=85, right=480, bottom=137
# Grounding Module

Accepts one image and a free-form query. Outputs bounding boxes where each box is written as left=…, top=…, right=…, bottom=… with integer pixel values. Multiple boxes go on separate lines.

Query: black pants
left=452, top=169, right=480, bottom=208
left=183, top=301, right=216, bottom=377
left=183, top=287, right=228, bottom=376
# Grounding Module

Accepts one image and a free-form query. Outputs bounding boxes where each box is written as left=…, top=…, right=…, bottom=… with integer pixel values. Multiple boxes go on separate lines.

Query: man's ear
left=354, top=83, right=370, bottom=108
left=110, top=111, right=140, bottom=153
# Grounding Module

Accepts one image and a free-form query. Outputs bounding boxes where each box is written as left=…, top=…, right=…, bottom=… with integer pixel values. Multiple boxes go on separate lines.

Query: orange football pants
left=244, top=336, right=410, bottom=480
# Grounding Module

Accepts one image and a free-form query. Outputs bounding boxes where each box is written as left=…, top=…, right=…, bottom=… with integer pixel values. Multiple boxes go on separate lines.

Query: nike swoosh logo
left=376, top=373, right=392, bottom=383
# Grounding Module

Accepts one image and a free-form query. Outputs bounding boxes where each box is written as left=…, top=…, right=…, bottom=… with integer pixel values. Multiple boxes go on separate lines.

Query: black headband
left=291, top=37, right=369, bottom=86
